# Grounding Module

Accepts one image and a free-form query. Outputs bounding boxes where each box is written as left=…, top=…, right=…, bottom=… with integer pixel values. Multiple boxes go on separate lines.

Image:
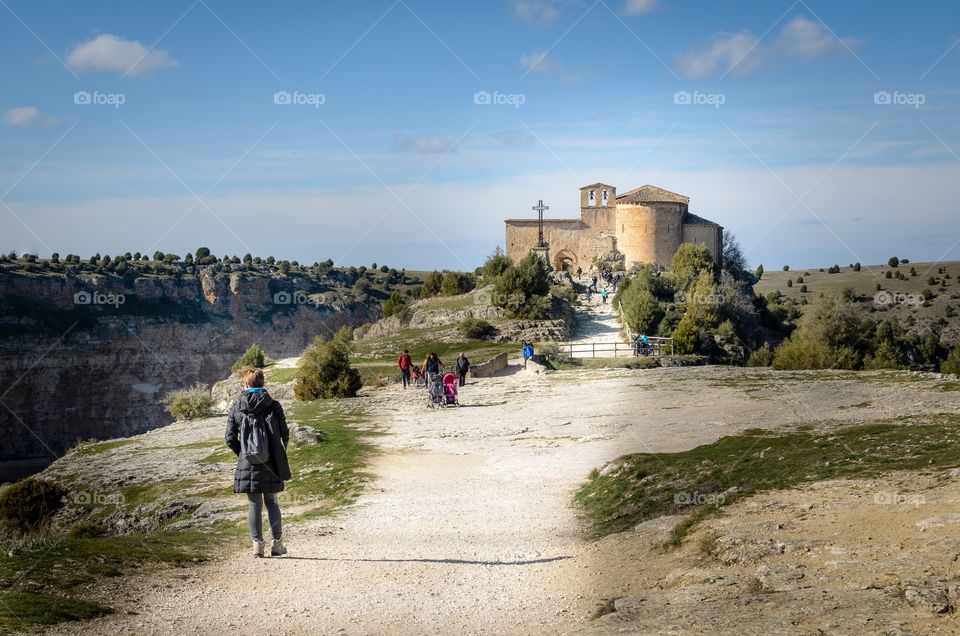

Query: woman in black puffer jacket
left=225, top=367, right=291, bottom=558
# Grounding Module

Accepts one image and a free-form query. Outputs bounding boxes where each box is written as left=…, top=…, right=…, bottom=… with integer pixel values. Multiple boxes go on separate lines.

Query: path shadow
left=278, top=555, right=572, bottom=566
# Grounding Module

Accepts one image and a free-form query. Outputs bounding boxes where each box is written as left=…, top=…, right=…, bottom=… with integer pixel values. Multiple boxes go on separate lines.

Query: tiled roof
left=683, top=212, right=721, bottom=226
left=616, top=184, right=689, bottom=204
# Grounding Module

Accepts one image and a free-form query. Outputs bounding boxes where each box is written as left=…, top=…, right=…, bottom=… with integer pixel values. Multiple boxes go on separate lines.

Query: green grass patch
left=575, top=414, right=960, bottom=542
left=0, top=591, right=112, bottom=629
left=263, top=365, right=298, bottom=384
left=282, top=399, right=379, bottom=516
left=74, top=440, right=134, bottom=456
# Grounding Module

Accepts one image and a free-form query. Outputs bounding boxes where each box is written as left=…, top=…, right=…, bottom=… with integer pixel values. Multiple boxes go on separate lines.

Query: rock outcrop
left=0, top=268, right=379, bottom=464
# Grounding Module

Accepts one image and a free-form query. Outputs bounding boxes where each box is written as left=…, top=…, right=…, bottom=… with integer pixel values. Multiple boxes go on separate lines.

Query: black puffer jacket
left=225, top=389, right=291, bottom=494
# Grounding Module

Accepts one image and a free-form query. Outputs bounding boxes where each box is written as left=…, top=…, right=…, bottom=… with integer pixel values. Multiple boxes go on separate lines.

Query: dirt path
left=45, top=364, right=960, bottom=635
left=569, top=284, right=630, bottom=358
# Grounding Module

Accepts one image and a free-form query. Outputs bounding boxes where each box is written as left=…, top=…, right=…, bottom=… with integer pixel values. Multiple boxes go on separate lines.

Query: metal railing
left=554, top=337, right=674, bottom=359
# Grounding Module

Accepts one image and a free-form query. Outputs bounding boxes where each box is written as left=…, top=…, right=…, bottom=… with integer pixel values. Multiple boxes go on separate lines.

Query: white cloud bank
left=520, top=49, right=580, bottom=83
left=675, top=16, right=862, bottom=79
left=622, top=0, right=658, bottom=16
left=66, top=34, right=178, bottom=76
left=3, top=106, right=65, bottom=127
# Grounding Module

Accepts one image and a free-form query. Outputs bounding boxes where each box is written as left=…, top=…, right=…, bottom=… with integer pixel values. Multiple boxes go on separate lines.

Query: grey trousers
left=247, top=492, right=282, bottom=542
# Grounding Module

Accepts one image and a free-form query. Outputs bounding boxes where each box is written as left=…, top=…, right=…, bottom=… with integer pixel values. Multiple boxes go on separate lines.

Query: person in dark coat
left=455, top=352, right=470, bottom=387
left=225, top=367, right=291, bottom=558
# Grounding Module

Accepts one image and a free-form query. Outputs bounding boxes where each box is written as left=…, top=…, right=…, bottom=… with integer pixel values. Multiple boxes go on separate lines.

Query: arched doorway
left=553, top=249, right=577, bottom=272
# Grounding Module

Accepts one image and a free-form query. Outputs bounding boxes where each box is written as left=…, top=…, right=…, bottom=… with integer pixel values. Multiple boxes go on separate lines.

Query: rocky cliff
left=0, top=268, right=380, bottom=466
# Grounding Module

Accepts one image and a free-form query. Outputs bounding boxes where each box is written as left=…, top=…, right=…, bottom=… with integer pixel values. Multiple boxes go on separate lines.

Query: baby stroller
left=441, top=372, right=459, bottom=406
left=427, top=372, right=459, bottom=408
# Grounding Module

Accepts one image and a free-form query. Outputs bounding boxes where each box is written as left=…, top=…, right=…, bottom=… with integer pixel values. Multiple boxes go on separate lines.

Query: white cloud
left=674, top=30, right=759, bottom=79
left=394, top=134, right=457, bottom=154
left=66, top=34, right=177, bottom=76
left=520, top=49, right=580, bottom=83
left=622, top=0, right=657, bottom=16
left=674, top=16, right=861, bottom=79
left=3, top=106, right=66, bottom=127
left=512, top=0, right=562, bottom=26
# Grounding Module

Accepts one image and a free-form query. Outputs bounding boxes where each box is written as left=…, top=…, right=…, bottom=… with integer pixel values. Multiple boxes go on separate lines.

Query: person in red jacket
left=397, top=349, right=413, bottom=388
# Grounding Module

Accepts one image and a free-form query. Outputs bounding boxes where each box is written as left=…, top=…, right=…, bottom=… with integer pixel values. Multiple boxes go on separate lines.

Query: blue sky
left=1, top=0, right=959, bottom=270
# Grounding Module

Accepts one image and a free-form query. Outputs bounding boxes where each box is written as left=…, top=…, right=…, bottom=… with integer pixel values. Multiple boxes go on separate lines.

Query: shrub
left=440, top=271, right=475, bottom=296
left=943, top=347, right=960, bottom=376
left=828, top=265, right=841, bottom=274
left=480, top=247, right=512, bottom=281
left=800, top=285, right=808, bottom=293
left=383, top=291, right=404, bottom=318
left=419, top=271, right=443, bottom=298
left=68, top=520, right=105, bottom=539
left=783, top=265, right=790, bottom=271
left=459, top=318, right=496, bottom=340
left=617, top=276, right=664, bottom=336
left=671, top=243, right=714, bottom=292
left=787, top=279, right=793, bottom=288
left=853, top=263, right=861, bottom=271
left=232, top=343, right=266, bottom=373
left=493, top=252, right=551, bottom=319
left=864, top=340, right=902, bottom=370
left=928, top=276, right=938, bottom=286
left=756, top=264, right=764, bottom=280
left=746, top=346, right=774, bottom=367
left=0, top=478, right=66, bottom=534
left=888, top=257, right=900, bottom=268
left=161, top=384, right=214, bottom=420
left=765, top=290, right=782, bottom=304
left=672, top=314, right=700, bottom=354
left=771, top=296, right=869, bottom=370
left=294, top=327, right=363, bottom=400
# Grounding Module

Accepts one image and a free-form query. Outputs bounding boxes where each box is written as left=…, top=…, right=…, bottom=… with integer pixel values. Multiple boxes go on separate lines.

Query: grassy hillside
left=753, top=261, right=960, bottom=305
